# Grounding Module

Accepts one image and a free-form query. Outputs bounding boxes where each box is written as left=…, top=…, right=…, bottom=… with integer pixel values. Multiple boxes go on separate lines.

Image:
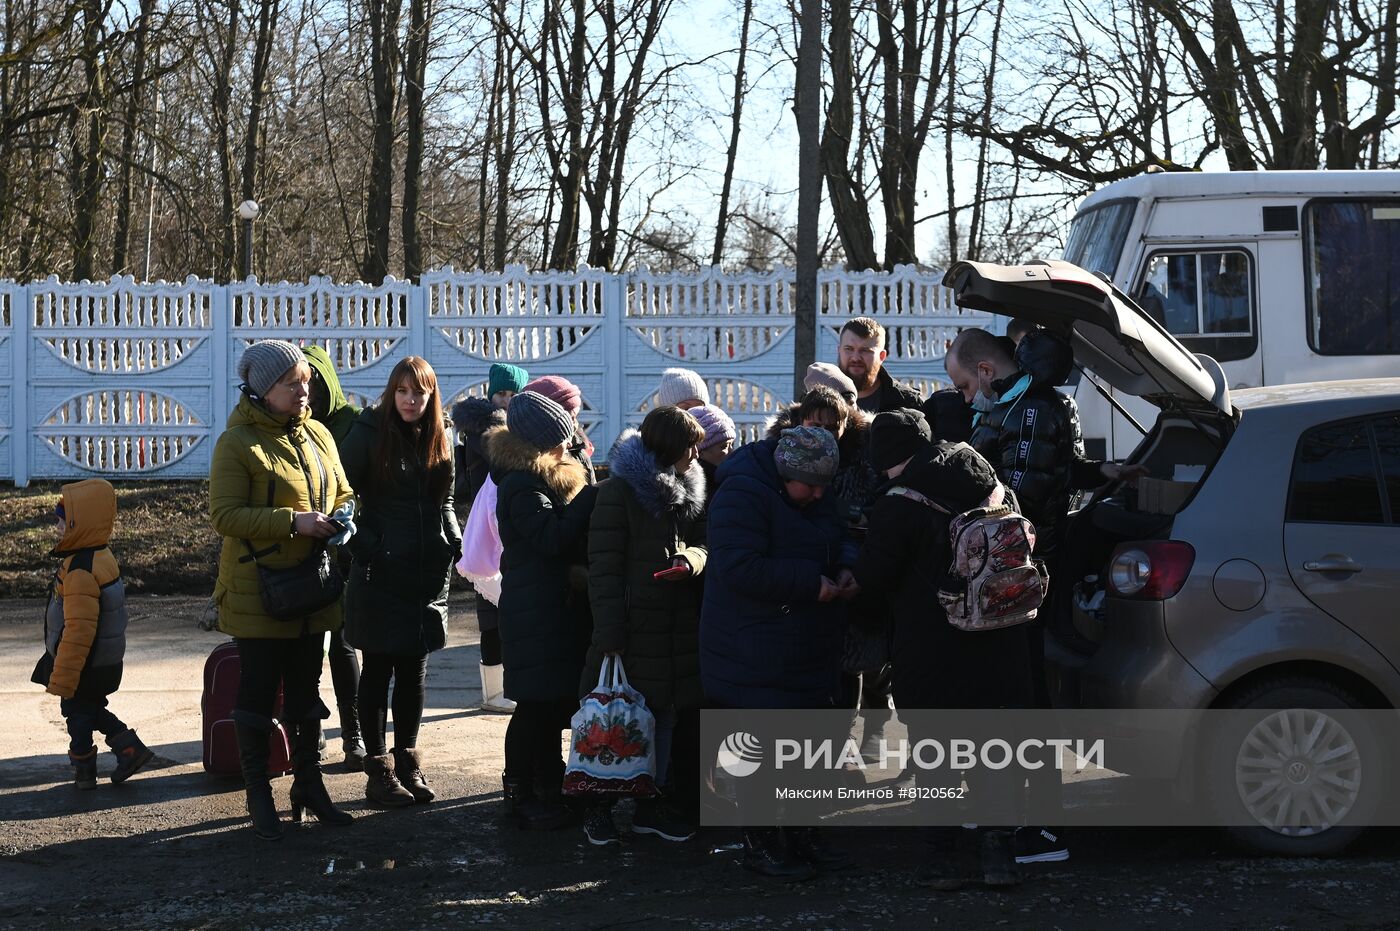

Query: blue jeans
left=60, top=696, right=127, bottom=755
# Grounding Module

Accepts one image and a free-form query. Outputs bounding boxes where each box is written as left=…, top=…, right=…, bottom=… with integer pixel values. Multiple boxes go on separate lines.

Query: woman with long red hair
left=341, top=356, right=460, bottom=807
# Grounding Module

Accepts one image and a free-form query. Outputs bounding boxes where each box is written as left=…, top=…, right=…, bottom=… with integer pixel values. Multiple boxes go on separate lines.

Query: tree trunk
left=542, top=0, right=587, bottom=270
left=71, top=0, right=111, bottom=281
left=401, top=0, right=432, bottom=279
left=795, top=0, right=821, bottom=396
left=967, top=0, right=1003, bottom=261
left=493, top=37, right=519, bottom=270
left=112, top=0, right=155, bottom=276
left=361, top=0, right=402, bottom=283
left=241, top=0, right=280, bottom=279
left=821, top=0, right=878, bottom=271
left=210, top=0, right=241, bottom=282
left=712, top=0, right=753, bottom=266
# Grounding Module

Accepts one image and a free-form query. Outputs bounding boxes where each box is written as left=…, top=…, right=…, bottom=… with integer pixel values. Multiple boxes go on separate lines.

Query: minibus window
left=1137, top=251, right=1253, bottom=337
left=1063, top=200, right=1135, bottom=278
left=1306, top=200, right=1400, bottom=355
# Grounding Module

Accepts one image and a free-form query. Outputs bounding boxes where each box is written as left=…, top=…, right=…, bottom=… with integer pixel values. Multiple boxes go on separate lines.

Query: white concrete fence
left=0, top=265, right=993, bottom=486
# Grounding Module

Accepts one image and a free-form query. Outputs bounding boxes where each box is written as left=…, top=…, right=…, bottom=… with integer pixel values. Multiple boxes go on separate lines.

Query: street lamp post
left=237, top=199, right=260, bottom=280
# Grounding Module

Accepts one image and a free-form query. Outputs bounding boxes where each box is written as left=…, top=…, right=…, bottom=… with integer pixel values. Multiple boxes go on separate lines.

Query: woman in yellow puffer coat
left=209, top=339, right=355, bottom=840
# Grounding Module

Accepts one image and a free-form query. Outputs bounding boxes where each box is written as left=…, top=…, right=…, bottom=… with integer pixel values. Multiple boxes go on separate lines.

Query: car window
left=1287, top=419, right=1385, bottom=524
left=1372, top=414, right=1400, bottom=520
left=1306, top=199, right=1400, bottom=355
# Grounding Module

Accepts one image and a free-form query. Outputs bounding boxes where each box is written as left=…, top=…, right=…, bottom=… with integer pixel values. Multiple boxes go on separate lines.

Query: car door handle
left=1303, top=557, right=1363, bottom=574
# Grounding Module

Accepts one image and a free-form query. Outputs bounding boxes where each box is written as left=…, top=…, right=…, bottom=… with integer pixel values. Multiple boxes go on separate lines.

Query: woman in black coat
left=341, top=356, right=460, bottom=808
left=492, top=390, right=598, bottom=829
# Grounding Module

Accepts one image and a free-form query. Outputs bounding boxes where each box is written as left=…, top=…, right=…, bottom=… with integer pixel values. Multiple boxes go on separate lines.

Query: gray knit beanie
left=508, top=390, right=575, bottom=452
left=656, top=368, right=710, bottom=408
left=804, top=362, right=858, bottom=405
left=774, top=426, right=840, bottom=486
left=238, top=340, right=306, bottom=397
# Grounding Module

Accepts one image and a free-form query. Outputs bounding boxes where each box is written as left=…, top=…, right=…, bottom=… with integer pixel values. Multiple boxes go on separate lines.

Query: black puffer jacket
left=851, top=441, right=1034, bottom=710
left=581, top=430, right=708, bottom=710
left=968, top=332, right=1105, bottom=558
left=340, top=407, right=460, bottom=656
left=451, top=397, right=505, bottom=525
left=492, top=428, right=598, bottom=703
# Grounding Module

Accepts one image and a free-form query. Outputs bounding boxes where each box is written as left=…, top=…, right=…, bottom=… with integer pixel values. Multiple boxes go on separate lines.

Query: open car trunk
left=942, top=259, right=1240, bottom=651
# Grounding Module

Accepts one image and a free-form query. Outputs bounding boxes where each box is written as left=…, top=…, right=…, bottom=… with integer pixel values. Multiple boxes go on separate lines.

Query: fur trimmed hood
left=452, top=396, right=505, bottom=437
left=606, top=429, right=706, bottom=520
left=765, top=403, right=869, bottom=466
left=487, top=426, right=588, bottom=503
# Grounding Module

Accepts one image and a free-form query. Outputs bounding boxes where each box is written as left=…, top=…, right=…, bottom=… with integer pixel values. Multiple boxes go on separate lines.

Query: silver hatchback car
left=945, top=258, right=1400, bottom=856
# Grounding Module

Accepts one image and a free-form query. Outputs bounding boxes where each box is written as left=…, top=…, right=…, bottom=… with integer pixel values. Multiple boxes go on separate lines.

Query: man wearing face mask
left=945, top=327, right=1140, bottom=555
left=944, top=327, right=1143, bottom=865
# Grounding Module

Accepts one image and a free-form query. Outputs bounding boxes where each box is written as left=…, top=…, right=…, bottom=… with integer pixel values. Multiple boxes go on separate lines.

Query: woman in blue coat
left=700, top=425, right=849, bottom=880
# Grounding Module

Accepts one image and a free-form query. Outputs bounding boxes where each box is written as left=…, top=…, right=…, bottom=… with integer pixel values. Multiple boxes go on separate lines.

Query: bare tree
left=712, top=0, right=753, bottom=266
left=361, top=0, right=402, bottom=282
left=401, top=0, right=432, bottom=278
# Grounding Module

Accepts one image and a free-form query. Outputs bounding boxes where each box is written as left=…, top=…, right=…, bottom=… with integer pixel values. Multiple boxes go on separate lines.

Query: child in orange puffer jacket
left=35, top=480, right=153, bottom=789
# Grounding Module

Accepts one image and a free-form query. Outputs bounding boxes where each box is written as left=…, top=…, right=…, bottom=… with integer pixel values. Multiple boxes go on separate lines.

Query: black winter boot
left=919, top=826, right=980, bottom=891
left=70, top=747, right=98, bottom=791
left=289, top=720, right=353, bottom=826
left=741, top=828, right=817, bottom=882
left=106, top=729, right=154, bottom=784
left=787, top=826, right=853, bottom=871
left=392, top=747, right=435, bottom=804
left=338, top=703, right=366, bottom=772
left=501, top=771, right=532, bottom=816
left=980, top=829, right=1020, bottom=888
left=233, top=719, right=283, bottom=841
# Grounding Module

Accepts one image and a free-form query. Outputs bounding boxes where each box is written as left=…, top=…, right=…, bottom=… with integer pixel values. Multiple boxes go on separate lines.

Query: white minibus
left=1060, top=169, right=1400, bottom=459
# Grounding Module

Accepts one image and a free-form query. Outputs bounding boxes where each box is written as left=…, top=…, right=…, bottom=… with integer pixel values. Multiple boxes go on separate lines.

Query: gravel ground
left=3, top=596, right=1400, bottom=930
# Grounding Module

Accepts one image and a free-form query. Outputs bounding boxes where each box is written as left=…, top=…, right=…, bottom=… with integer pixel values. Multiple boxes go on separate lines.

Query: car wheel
left=1204, top=677, right=1381, bottom=857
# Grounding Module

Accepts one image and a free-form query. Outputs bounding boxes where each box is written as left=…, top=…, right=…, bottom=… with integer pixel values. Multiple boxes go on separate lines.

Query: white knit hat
left=656, top=368, right=710, bottom=408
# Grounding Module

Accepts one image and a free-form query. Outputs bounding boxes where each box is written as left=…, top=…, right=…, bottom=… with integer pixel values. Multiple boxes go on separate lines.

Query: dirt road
left=2, top=595, right=1398, bottom=930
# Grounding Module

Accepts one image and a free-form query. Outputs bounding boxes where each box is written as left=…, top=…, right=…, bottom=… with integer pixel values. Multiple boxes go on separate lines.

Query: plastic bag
left=562, top=656, right=657, bottom=797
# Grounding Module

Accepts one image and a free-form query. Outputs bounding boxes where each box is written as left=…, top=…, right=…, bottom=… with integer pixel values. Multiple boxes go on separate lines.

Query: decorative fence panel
left=0, top=267, right=994, bottom=486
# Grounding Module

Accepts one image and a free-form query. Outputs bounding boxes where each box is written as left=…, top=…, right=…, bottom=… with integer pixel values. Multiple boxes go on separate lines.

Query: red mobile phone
left=653, top=565, right=688, bottom=580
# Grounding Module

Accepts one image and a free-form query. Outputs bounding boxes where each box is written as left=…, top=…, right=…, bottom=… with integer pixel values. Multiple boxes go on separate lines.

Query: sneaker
left=631, top=799, right=696, bottom=842
left=1014, top=826, right=1069, bottom=864
left=583, top=804, right=620, bottom=847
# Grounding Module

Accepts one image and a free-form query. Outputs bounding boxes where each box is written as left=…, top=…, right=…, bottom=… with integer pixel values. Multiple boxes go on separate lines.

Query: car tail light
left=1107, top=541, right=1196, bottom=600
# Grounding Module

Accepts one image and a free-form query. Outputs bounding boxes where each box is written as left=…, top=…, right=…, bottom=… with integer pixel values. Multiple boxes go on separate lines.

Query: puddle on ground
left=322, top=859, right=396, bottom=875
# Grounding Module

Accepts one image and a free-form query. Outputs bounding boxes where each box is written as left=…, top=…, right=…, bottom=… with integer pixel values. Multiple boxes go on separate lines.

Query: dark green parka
left=340, top=406, right=460, bottom=656
left=303, top=346, right=360, bottom=444
left=491, top=427, right=598, bottom=703
left=581, top=430, right=708, bottom=711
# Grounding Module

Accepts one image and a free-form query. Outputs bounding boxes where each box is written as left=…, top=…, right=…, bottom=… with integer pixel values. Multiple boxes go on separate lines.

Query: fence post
left=12, top=283, right=30, bottom=488
left=407, top=280, right=427, bottom=359
left=603, top=271, right=628, bottom=449
left=211, top=283, right=231, bottom=440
